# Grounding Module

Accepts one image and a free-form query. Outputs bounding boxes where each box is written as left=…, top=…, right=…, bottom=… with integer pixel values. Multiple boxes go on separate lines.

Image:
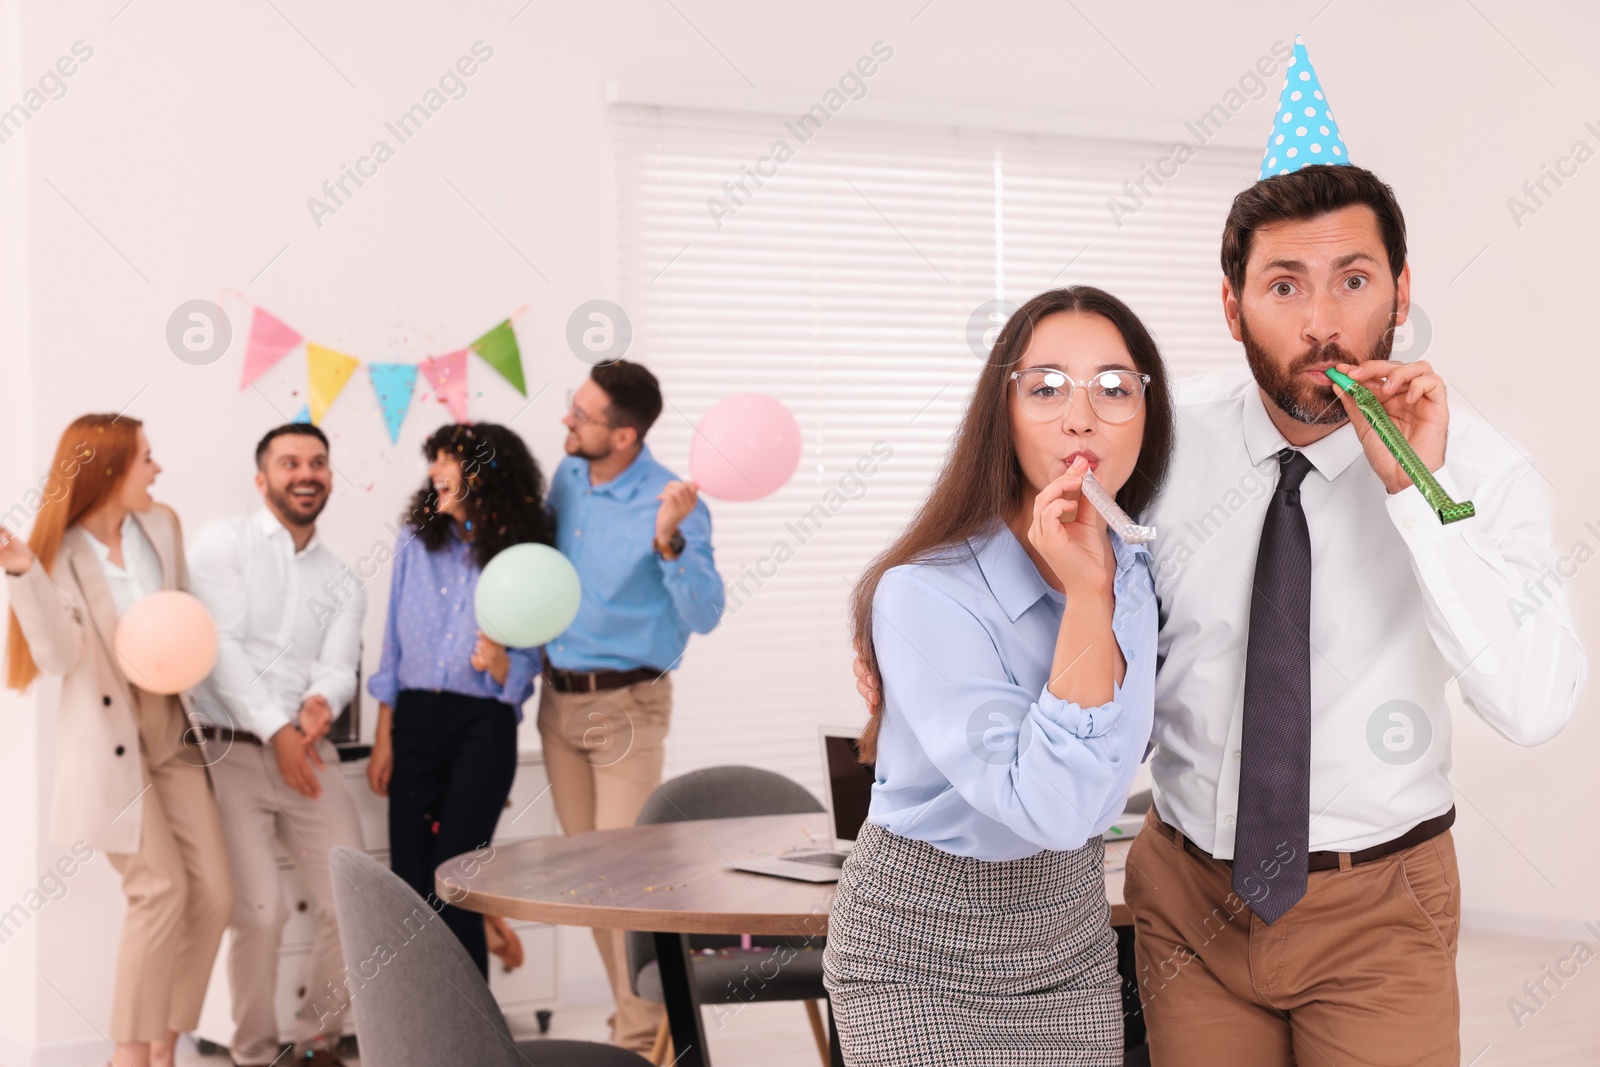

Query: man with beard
left=187, top=423, right=365, bottom=1067
left=1121, top=38, right=1587, bottom=1065
left=539, top=359, right=724, bottom=1052
left=849, top=36, right=1586, bottom=1066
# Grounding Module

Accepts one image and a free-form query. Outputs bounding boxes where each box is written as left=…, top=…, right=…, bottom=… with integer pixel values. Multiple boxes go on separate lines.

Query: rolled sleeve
left=497, top=646, right=541, bottom=719
left=1034, top=687, right=1123, bottom=740
left=660, top=500, right=724, bottom=634
left=874, top=569, right=1136, bottom=852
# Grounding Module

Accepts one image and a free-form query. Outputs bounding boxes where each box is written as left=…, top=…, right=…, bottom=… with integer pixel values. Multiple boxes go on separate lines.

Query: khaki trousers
left=105, top=690, right=232, bottom=1043
left=203, top=735, right=363, bottom=1064
left=537, top=675, right=673, bottom=1054
left=1124, top=807, right=1461, bottom=1066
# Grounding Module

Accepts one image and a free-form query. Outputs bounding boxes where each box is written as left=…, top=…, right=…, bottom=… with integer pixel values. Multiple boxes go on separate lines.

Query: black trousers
left=388, top=688, right=518, bottom=976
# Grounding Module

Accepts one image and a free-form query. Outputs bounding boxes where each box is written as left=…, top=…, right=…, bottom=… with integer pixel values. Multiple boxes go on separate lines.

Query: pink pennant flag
left=239, top=307, right=303, bottom=389
left=421, top=349, right=470, bottom=423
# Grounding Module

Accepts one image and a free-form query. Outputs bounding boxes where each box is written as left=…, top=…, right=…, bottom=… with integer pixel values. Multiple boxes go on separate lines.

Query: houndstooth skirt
left=823, top=821, right=1122, bottom=1066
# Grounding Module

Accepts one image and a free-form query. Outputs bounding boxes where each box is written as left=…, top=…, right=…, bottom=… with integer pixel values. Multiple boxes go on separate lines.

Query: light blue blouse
left=867, top=520, right=1157, bottom=861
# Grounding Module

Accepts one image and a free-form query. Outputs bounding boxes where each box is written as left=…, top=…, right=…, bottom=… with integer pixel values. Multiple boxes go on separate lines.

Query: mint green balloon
left=473, top=543, right=581, bottom=647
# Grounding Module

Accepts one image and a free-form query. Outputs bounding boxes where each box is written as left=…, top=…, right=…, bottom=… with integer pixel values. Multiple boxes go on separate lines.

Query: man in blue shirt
left=539, top=359, right=724, bottom=1052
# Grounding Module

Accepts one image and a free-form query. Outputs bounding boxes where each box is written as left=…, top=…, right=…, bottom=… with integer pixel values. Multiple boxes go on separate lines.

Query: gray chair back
left=627, top=767, right=825, bottom=986
left=328, top=847, right=524, bottom=1067
left=635, top=765, right=825, bottom=826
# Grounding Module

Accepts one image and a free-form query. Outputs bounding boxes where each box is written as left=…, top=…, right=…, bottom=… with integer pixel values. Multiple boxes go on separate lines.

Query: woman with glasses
left=366, top=422, right=554, bottom=975
left=823, top=287, right=1174, bottom=1065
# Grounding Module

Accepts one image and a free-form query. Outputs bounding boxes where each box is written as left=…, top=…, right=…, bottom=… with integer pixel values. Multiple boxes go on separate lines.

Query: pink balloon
left=113, top=591, right=219, bottom=695
left=690, top=393, right=802, bottom=501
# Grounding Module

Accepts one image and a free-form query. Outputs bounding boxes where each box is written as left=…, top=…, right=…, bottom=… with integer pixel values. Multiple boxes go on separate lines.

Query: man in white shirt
left=856, top=119, right=1585, bottom=1067
left=1119, top=155, right=1588, bottom=1062
left=188, top=424, right=365, bottom=1067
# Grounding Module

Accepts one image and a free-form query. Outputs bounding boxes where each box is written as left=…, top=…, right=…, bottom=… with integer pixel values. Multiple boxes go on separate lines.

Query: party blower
left=1324, top=367, right=1474, bottom=525
left=1079, top=470, right=1156, bottom=544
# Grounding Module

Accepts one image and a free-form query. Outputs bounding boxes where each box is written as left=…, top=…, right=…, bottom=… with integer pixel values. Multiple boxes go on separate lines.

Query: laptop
left=730, top=725, right=875, bottom=883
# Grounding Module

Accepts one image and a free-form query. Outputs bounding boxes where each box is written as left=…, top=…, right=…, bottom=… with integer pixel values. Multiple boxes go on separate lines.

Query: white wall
left=2, top=0, right=1597, bottom=1060
left=0, top=0, right=41, bottom=1056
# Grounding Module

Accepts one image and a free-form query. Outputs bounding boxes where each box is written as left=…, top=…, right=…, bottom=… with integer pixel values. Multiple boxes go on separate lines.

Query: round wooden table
left=440, top=813, right=1137, bottom=1066
left=440, top=813, right=841, bottom=1067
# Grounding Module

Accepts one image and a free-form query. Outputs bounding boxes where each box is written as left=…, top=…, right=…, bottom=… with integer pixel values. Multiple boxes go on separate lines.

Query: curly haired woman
left=365, top=422, right=555, bottom=974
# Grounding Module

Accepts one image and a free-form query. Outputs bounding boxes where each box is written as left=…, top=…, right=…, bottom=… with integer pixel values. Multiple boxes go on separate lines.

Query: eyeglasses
left=1009, top=368, right=1151, bottom=424
left=565, top=389, right=611, bottom=429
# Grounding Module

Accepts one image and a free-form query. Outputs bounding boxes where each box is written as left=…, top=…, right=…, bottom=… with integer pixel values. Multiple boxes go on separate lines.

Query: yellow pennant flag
left=306, top=343, right=361, bottom=425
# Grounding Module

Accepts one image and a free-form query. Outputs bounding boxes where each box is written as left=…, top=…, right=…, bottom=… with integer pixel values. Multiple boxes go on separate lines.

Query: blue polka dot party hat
left=1260, top=35, right=1350, bottom=179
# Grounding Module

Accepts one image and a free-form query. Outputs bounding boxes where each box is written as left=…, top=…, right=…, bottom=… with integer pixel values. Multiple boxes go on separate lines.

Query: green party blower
left=1324, top=367, right=1474, bottom=525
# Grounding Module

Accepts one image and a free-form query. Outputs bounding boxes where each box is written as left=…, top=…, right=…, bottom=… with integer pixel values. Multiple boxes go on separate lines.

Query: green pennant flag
left=469, top=319, right=526, bottom=396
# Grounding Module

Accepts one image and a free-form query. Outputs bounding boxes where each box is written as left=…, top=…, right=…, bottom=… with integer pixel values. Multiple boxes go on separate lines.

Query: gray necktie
left=1233, top=448, right=1314, bottom=924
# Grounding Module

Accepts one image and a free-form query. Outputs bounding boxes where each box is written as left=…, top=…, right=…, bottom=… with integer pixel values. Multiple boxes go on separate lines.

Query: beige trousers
left=1125, top=807, right=1461, bottom=1066
left=203, top=735, right=363, bottom=1065
left=105, top=690, right=232, bottom=1043
left=537, top=674, right=673, bottom=1053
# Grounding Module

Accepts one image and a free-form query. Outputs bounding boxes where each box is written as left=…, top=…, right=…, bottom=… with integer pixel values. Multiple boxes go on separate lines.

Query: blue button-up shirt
left=868, top=520, right=1157, bottom=861
left=367, top=526, right=542, bottom=720
left=546, top=444, right=725, bottom=672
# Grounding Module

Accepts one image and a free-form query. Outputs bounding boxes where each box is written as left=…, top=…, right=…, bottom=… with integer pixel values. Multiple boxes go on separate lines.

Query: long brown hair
left=852, top=287, right=1174, bottom=761
left=5, top=415, right=140, bottom=690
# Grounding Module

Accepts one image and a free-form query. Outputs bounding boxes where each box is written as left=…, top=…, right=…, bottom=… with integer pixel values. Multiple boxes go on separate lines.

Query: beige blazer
left=5, top=504, right=190, bottom=854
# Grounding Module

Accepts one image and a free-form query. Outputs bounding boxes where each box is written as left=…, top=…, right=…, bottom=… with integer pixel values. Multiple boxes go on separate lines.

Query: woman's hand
left=0, top=526, right=34, bottom=576
left=368, top=703, right=394, bottom=796
left=471, top=631, right=510, bottom=686
left=852, top=642, right=881, bottom=715
left=1027, top=457, right=1111, bottom=597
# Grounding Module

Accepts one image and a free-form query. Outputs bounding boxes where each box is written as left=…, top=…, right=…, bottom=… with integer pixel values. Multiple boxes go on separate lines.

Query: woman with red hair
left=3, top=415, right=231, bottom=1067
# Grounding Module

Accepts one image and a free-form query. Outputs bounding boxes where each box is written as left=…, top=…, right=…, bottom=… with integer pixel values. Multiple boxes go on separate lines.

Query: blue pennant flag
left=368, top=363, right=419, bottom=444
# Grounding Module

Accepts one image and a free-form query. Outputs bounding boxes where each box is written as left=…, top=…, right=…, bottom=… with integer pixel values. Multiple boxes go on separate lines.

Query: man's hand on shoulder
left=853, top=641, right=881, bottom=716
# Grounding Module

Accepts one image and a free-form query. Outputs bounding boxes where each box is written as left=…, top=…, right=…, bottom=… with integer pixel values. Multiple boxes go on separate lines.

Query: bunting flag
left=234, top=304, right=527, bottom=440
left=469, top=319, right=526, bottom=396
left=368, top=363, right=419, bottom=443
left=306, top=343, right=361, bottom=425
left=421, top=349, right=471, bottom=423
left=240, top=307, right=303, bottom=389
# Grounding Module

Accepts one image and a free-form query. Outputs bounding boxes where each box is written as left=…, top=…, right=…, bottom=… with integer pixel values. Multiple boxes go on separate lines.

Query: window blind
left=613, top=103, right=1255, bottom=797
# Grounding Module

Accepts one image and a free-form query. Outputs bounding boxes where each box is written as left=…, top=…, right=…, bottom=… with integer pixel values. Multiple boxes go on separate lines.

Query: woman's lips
left=1063, top=451, right=1100, bottom=472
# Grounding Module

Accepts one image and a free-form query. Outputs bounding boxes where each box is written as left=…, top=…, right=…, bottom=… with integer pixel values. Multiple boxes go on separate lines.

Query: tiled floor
left=176, top=926, right=1600, bottom=1065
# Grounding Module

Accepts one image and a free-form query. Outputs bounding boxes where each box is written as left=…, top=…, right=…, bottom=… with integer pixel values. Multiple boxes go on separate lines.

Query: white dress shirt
left=186, top=507, right=365, bottom=741
left=1146, top=367, right=1587, bottom=856
left=83, top=513, right=161, bottom=616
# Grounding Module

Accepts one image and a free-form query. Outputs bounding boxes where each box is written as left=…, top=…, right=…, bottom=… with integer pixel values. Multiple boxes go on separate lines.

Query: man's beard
left=566, top=433, right=611, bottom=462
left=267, top=483, right=327, bottom=526
left=1240, top=300, right=1397, bottom=425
